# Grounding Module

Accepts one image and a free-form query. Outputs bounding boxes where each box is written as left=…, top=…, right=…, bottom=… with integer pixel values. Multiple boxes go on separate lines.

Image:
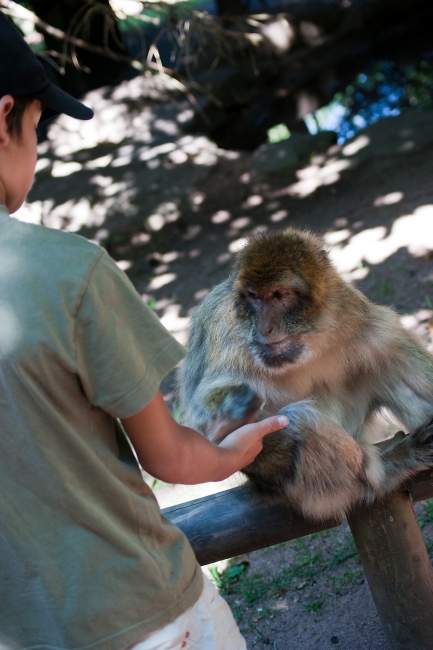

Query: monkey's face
left=236, top=284, right=313, bottom=370
left=232, top=228, right=334, bottom=370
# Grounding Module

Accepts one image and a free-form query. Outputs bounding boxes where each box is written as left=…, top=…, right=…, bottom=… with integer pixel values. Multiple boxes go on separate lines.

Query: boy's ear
left=0, top=96, right=15, bottom=146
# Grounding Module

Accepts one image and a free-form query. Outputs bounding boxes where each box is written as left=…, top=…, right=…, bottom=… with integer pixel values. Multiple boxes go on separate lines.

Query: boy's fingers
left=257, top=415, right=289, bottom=437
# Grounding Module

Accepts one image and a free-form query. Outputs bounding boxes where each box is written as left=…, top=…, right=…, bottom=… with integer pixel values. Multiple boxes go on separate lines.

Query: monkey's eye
left=273, top=290, right=289, bottom=300
left=245, top=289, right=259, bottom=300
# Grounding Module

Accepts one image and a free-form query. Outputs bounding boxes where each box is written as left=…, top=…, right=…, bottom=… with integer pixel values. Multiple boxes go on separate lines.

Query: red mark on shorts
left=185, top=632, right=190, bottom=638
left=181, top=643, right=186, bottom=648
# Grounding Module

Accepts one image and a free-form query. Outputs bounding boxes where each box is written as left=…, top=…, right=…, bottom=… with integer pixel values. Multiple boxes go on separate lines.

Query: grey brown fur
left=178, top=228, right=433, bottom=521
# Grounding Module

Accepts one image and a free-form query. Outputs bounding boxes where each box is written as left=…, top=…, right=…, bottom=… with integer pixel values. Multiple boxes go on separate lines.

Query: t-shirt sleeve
left=75, top=249, right=186, bottom=419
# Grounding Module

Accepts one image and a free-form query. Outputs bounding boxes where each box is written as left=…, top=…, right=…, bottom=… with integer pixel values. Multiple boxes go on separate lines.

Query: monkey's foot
left=408, top=417, right=433, bottom=464
left=375, top=430, right=406, bottom=452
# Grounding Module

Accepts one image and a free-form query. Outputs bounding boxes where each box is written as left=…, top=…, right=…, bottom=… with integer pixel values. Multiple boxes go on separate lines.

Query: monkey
left=177, top=227, right=433, bottom=521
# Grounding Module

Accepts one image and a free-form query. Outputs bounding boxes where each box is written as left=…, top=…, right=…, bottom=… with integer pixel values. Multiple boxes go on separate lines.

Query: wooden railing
left=163, top=467, right=433, bottom=650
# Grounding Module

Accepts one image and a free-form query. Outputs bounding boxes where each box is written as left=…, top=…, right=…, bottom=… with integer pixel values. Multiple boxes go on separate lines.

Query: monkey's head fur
left=232, top=228, right=340, bottom=370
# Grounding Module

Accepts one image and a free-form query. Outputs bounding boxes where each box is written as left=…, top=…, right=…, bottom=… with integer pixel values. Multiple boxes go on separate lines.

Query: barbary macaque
left=178, top=228, right=433, bottom=521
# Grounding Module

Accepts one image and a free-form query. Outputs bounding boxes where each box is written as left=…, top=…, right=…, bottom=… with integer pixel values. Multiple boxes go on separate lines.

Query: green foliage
left=211, top=530, right=364, bottom=634
left=425, top=295, right=433, bottom=310
left=209, top=561, right=248, bottom=592
left=331, top=569, right=364, bottom=596
left=241, top=573, right=270, bottom=604
left=213, top=536, right=328, bottom=606
left=327, top=535, right=358, bottom=568
left=267, top=123, right=291, bottom=144
left=307, top=57, right=433, bottom=142
left=381, top=279, right=395, bottom=298
left=146, top=298, right=158, bottom=310
left=424, top=538, right=433, bottom=555
left=211, top=562, right=273, bottom=603
left=282, top=540, right=324, bottom=583
left=419, top=499, right=433, bottom=527
left=303, top=599, right=322, bottom=613
left=208, top=564, right=224, bottom=588
left=309, top=529, right=330, bottom=540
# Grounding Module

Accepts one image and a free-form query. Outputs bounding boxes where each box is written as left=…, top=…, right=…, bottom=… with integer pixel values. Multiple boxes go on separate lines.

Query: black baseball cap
left=0, top=11, right=93, bottom=123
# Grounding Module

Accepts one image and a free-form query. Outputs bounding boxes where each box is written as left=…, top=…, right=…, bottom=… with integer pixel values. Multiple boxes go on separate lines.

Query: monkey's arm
left=242, top=401, right=433, bottom=521
left=373, top=333, right=433, bottom=430
left=178, top=280, right=262, bottom=441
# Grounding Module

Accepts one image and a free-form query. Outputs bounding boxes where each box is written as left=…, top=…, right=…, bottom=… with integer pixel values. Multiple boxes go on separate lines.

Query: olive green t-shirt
left=0, top=205, right=203, bottom=650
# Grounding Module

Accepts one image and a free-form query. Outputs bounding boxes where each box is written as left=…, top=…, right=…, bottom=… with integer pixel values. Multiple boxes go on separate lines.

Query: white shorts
left=127, top=575, right=247, bottom=650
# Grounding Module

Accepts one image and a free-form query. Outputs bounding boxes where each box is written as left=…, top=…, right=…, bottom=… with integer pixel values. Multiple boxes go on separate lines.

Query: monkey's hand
left=203, top=384, right=264, bottom=444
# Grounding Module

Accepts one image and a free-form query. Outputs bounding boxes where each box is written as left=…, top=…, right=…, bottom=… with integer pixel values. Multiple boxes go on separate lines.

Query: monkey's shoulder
left=194, top=277, right=234, bottom=318
left=190, top=278, right=237, bottom=327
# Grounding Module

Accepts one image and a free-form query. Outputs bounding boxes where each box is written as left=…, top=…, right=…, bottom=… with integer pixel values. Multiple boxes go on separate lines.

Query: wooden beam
left=162, top=470, right=433, bottom=566
left=163, top=484, right=340, bottom=566
left=407, top=468, right=433, bottom=503
left=162, top=460, right=433, bottom=650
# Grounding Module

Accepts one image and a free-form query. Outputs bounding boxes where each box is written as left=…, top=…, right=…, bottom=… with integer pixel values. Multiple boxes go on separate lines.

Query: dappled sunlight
left=242, top=195, right=263, bottom=209
left=229, top=237, right=248, bottom=253
left=270, top=209, right=289, bottom=222
left=374, top=191, right=404, bottom=207
left=15, top=73, right=240, bottom=239
left=158, top=304, right=190, bottom=346
left=329, top=206, right=433, bottom=277
left=273, top=156, right=352, bottom=199
left=116, top=260, right=133, bottom=271
left=145, top=201, right=181, bottom=232
left=148, top=272, right=177, bottom=290
left=401, top=310, right=433, bottom=350
left=266, top=110, right=433, bottom=202
left=401, top=309, right=432, bottom=334
left=341, top=135, right=370, bottom=157
left=51, top=161, right=83, bottom=178
left=211, top=210, right=231, bottom=224
left=230, top=217, right=251, bottom=230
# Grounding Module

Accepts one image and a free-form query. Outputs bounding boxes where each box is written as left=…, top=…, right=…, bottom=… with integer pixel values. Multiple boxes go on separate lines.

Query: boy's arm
left=121, top=390, right=288, bottom=485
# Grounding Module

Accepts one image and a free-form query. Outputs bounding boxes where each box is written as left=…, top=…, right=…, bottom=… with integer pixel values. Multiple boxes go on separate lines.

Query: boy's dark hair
left=6, top=95, right=34, bottom=139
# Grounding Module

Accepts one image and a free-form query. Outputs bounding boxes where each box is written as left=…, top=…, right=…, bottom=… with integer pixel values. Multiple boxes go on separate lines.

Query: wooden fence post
left=347, top=491, right=433, bottom=650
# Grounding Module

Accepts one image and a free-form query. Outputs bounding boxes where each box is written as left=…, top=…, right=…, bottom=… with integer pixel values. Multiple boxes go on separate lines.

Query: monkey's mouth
left=250, top=337, right=305, bottom=368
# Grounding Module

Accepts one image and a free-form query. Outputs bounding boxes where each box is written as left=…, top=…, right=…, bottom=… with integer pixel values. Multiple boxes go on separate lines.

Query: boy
left=0, top=13, right=288, bottom=650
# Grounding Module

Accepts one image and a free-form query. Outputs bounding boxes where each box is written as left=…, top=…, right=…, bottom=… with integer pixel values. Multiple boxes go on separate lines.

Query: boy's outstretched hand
left=217, top=416, right=289, bottom=476
left=121, top=390, right=289, bottom=485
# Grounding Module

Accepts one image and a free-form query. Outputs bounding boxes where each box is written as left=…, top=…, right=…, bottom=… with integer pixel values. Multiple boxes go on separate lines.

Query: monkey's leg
left=243, top=401, right=383, bottom=521
left=195, top=383, right=263, bottom=443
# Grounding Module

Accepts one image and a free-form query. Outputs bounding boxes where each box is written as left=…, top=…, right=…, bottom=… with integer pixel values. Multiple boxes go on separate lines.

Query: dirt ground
left=22, top=95, right=433, bottom=649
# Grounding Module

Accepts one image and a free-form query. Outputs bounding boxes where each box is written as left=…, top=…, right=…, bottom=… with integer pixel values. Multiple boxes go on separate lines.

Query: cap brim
left=33, top=82, right=94, bottom=123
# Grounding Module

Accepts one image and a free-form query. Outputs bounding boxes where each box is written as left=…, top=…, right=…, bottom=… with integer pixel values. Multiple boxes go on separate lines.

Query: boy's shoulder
left=1, top=211, right=105, bottom=278
left=9, top=213, right=100, bottom=250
